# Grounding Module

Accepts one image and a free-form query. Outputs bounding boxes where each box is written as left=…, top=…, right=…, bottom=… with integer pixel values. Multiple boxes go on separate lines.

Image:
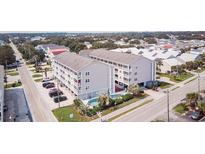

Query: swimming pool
left=87, top=94, right=122, bottom=106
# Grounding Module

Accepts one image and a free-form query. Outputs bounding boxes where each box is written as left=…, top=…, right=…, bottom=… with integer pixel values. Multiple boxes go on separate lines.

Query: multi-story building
left=80, top=49, right=156, bottom=89
left=53, top=52, right=114, bottom=100
left=0, top=65, right=4, bottom=122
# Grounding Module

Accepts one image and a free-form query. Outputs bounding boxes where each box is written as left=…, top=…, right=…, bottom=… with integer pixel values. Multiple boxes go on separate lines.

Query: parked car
left=3, top=105, right=8, bottom=112
left=45, top=83, right=55, bottom=89
left=42, top=78, right=53, bottom=83
left=49, top=90, right=63, bottom=97
left=42, top=82, right=53, bottom=87
left=49, top=88, right=58, bottom=93
left=191, top=111, right=204, bottom=120
left=53, top=95, right=67, bottom=103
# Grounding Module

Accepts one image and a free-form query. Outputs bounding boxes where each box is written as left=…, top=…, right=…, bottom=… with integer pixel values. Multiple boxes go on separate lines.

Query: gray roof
left=54, top=52, right=95, bottom=72
left=83, top=49, right=145, bottom=65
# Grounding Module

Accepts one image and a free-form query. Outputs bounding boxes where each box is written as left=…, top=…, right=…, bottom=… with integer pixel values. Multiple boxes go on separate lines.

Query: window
left=134, top=72, right=137, bottom=75
left=85, top=72, right=90, bottom=76
left=85, top=79, right=90, bottom=83
left=86, top=86, right=89, bottom=90
left=134, top=78, right=137, bottom=81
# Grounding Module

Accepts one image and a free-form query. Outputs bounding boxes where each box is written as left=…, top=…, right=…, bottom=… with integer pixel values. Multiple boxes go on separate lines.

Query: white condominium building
left=0, top=65, right=4, bottom=122
left=80, top=49, right=156, bottom=89
left=53, top=52, right=114, bottom=100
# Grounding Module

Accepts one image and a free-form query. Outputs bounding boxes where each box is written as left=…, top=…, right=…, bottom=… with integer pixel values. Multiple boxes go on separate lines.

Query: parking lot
left=4, top=88, right=32, bottom=122
left=32, top=68, right=75, bottom=110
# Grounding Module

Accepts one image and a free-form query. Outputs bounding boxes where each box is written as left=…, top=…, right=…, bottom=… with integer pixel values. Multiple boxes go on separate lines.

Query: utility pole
left=198, top=73, right=200, bottom=102
left=5, top=60, right=8, bottom=87
left=167, top=89, right=170, bottom=122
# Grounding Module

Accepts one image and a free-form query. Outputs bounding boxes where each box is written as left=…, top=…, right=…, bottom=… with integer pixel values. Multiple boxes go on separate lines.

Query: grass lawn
left=6, top=69, right=16, bottom=73
left=34, top=78, right=43, bottom=82
left=32, top=74, right=43, bottom=78
left=159, top=82, right=173, bottom=89
left=7, top=71, right=19, bottom=76
left=171, top=86, right=180, bottom=91
left=173, top=103, right=188, bottom=114
left=159, top=72, right=193, bottom=83
left=52, top=105, right=90, bottom=122
left=195, top=66, right=205, bottom=73
left=26, top=63, right=34, bottom=68
left=4, top=82, right=22, bottom=89
left=53, top=94, right=148, bottom=122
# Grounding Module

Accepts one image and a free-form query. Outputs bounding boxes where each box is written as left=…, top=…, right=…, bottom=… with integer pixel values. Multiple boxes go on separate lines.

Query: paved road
left=114, top=74, right=205, bottom=122
left=10, top=42, right=57, bottom=122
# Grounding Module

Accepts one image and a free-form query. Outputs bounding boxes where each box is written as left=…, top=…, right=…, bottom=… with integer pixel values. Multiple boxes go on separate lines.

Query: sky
left=0, top=0, right=205, bottom=32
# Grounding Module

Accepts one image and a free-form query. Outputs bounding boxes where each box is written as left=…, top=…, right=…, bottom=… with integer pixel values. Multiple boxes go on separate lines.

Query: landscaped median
left=6, top=69, right=19, bottom=76
left=52, top=92, right=148, bottom=122
left=4, top=81, right=22, bottom=89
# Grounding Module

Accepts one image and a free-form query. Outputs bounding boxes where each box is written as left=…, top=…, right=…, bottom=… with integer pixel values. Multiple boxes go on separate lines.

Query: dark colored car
left=42, top=78, right=53, bottom=83
left=191, top=111, right=204, bottom=120
left=3, top=105, right=8, bottom=112
left=45, top=83, right=55, bottom=89
left=49, top=90, right=63, bottom=97
left=42, top=82, right=53, bottom=87
left=53, top=95, right=67, bottom=103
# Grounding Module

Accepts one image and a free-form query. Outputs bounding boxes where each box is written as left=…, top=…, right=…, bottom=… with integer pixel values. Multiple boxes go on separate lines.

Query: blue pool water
left=87, top=94, right=122, bottom=106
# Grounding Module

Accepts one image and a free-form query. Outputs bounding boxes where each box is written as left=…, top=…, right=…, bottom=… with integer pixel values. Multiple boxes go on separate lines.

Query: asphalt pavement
left=10, top=42, right=57, bottom=122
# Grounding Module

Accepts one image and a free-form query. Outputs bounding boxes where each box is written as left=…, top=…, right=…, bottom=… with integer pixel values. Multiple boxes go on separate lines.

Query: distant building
left=35, top=44, right=69, bottom=59
left=80, top=49, right=156, bottom=89
left=53, top=52, right=114, bottom=100
left=30, top=36, right=45, bottom=42
left=160, top=58, right=185, bottom=73
left=178, top=53, right=201, bottom=63
left=0, top=65, right=4, bottom=122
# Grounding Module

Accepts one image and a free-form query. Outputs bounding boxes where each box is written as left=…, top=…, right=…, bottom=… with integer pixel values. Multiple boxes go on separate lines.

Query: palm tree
left=128, top=84, right=140, bottom=96
left=186, top=92, right=199, bottom=108
left=98, top=94, right=109, bottom=108
left=156, top=59, right=163, bottom=72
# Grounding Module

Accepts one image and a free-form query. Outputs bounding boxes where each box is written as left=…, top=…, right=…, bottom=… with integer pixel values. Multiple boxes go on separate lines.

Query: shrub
left=115, top=98, right=123, bottom=105
left=122, top=93, right=134, bottom=102
left=86, top=109, right=97, bottom=117
left=73, top=99, right=83, bottom=108
left=109, top=98, right=116, bottom=106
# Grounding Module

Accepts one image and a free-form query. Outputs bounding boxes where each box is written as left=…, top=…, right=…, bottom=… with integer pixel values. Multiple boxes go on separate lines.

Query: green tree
left=128, top=84, right=140, bottom=96
left=98, top=94, right=109, bottom=109
left=0, top=45, right=16, bottom=66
